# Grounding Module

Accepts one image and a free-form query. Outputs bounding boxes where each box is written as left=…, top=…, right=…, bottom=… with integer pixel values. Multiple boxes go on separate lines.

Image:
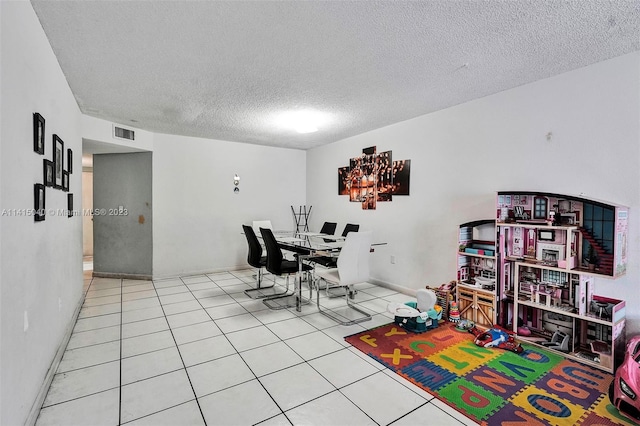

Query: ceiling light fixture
left=275, top=110, right=327, bottom=134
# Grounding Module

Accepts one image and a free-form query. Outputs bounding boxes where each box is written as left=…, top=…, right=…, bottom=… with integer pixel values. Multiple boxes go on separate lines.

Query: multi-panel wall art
left=338, top=146, right=411, bottom=210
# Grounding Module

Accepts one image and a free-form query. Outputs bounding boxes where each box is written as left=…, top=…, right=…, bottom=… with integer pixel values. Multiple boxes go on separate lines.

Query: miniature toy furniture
left=260, top=227, right=313, bottom=310
left=594, top=301, right=609, bottom=319
left=541, top=331, right=570, bottom=352
left=315, top=230, right=372, bottom=325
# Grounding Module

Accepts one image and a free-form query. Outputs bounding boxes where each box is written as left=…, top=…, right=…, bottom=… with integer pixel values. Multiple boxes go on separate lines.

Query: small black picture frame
left=43, top=159, right=54, bottom=187
left=67, top=193, right=74, bottom=218
left=62, top=170, right=69, bottom=192
left=53, top=134, right=64, bottom=188
left=33, top=113, right=45, bottom=155
left=34, top=183, right=45, bottom=222
left=67, top=149, right=73, bottom=174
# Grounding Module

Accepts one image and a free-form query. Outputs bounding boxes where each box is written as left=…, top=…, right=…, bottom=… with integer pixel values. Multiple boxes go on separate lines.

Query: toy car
left=609, top=335, right=640, bottom=422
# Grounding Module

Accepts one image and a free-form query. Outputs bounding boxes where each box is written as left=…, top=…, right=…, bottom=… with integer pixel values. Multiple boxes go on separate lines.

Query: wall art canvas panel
left=33, top=113, right=45, bottom=155
left=349, top=156, right=362, bottom=202
left=338, top=166, right=350, bottom=196
left=53, top=134, right=64, bottom=188
left=376, top=150, right=393, bottom=202
left=360, top=153, right=377, bottom=210
left=391, top=159, right=411, bottom=195
left=338, top=147, right=410, bottom=209
left=363, top=146, right=376, bottom=155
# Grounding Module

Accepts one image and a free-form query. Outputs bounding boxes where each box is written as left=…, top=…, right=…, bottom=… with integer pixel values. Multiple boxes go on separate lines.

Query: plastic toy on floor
left=469, top=325, right=524, bottom=354
left=455, top=319, right=475, bottom=332
left=449, top=301, right=460, bottom=323
left=388, top=289, right=442, bottom=333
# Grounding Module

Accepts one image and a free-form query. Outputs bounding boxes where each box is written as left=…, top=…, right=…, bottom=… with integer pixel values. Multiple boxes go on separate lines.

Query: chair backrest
left=242, top=224, right=263, bottom=268
left=252, top=220, right=273, bottom=235
left=259, top=227, right=284, bottom=275
left=336, top=230, right=372, bottom=285
left=341, top=223, right=360, bottom=237
left=319, top=221, right=337, bottom=235
left=320, top=221, right=337, bottom=242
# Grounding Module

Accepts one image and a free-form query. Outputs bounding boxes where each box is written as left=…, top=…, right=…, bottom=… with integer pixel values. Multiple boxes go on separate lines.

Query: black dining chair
left=260, top=227, right=313, bottom=310
left=242, top=225, right=288, bottom=299
left=341, top=223, right=360, bottom=237
left=319, top=221, right=337, bottom=241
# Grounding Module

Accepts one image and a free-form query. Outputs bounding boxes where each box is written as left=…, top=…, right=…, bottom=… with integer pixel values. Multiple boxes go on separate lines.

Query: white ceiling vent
left=113, top=124, right=135, bottom=141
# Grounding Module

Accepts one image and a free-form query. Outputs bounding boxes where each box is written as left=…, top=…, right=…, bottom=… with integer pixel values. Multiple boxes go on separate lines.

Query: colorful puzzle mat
left=345, top=322, right=636, bottom=425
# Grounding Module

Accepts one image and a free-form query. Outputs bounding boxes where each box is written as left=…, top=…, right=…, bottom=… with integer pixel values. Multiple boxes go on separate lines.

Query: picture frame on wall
left=53, top=134, right=64, bottom=188
left=34, top=183, right=45, bottom=222
left=43, top=159, right=54, bottom=187
left=62, top=171, right=69, bottom=192
left=67, top=149, right=73, bottom=174
left=67, top=193, right=73, bottom=218
left=33, top=113, right=45, bottom=155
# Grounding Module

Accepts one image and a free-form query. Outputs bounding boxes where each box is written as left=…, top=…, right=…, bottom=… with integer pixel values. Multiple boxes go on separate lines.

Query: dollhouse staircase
left=579, top=226, right=613, bottom=275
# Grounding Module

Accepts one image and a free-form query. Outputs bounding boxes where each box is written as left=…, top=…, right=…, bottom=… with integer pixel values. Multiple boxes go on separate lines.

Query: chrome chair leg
left=262, top=275, right=300, bottom=310
left=244, top=269, right=290, bottom=299
left=316, top=278, right=371, bottom=326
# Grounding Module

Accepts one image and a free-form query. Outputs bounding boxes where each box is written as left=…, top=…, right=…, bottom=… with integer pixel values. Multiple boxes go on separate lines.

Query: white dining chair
left=315, top=230, right=373, bottom=325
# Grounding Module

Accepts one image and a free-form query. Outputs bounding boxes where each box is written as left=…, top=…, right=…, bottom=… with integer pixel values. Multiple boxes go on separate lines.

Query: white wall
left=152, top=133, right=306, bottom=278
left=0, top=2, right=84, bottom=424
left=307, top=52, right=640, bottom=333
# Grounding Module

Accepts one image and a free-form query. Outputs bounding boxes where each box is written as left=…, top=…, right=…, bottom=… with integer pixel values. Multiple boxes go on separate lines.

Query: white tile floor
left=35, top=268, right=479, bottom=426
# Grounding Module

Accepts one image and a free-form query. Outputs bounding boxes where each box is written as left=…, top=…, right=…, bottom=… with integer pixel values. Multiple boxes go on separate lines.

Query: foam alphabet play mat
left=345, top=322, right=635, bottom=425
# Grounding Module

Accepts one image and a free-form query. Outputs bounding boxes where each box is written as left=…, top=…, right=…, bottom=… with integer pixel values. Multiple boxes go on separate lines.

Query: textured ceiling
left=31, top=1, right=640, bottom=150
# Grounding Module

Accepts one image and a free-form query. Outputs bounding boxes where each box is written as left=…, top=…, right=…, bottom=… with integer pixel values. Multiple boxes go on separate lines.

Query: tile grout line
left=119, top=277, right=123, bottom=426
left=42, top=271, right=446, bottom=425
left=227, top=270, right=293, bottom=423
left=153, top=276, right=209, bottom=425
left=177, top=272, right=287, bottom=424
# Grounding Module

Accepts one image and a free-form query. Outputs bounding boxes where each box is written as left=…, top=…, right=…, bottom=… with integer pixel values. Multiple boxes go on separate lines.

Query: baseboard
left=152, top=265, right=252, bottom=281
left=93, top=271, right=152, bottom=280
left=25, top=291, right=86, bottom=426
left=369, top=278, right=415, bottom=296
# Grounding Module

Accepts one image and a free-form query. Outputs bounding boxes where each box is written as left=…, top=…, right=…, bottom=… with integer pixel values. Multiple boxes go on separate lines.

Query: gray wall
left=93, top=152, right=153, bottom=276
